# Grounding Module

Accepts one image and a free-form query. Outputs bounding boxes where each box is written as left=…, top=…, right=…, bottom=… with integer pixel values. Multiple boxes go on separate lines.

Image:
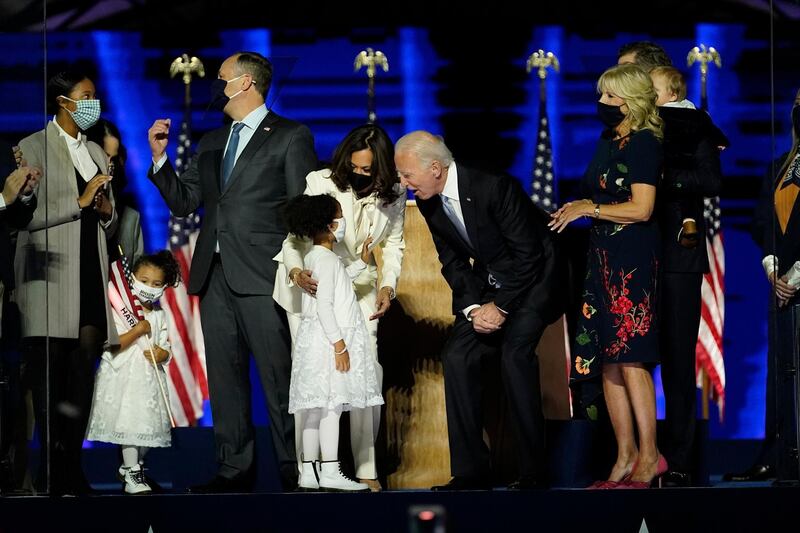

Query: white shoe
left=318, top=461, right=370, bottom=492
left=123, top=464, right=152, bottom=495
left=297, top=460, right=320, bottom=491
left=118, top=461, right=145, bottom=481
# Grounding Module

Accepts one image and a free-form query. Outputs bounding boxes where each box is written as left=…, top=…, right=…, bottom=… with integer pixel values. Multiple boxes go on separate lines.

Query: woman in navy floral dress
left=550, top=64, right=665, bottom=489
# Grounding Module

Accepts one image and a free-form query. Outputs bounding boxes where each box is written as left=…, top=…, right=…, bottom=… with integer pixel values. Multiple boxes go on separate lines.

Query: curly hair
left=598, top=64, right=664, bottom=140
left=284, top=194, right=340, bottom=240
left=618, top=41, right=672, bottom=72
left=133, top=250, right=182, bottom=287
left=329, top=124, right=400, bottom=205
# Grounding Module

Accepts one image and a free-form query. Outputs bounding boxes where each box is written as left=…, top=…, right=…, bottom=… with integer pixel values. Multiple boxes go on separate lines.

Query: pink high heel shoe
left=619, top=455, right=668, bottom=489
left=587, top=462, right=636, bottom=490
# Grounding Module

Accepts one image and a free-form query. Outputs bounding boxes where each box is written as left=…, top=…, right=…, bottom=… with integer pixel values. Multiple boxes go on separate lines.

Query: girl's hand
left=136, top=319, right=152, bottom=337
left=335, top=350, right=350, bottom=372
left=143, top=345, right=170, bottom=365
left=548, top=200, right=593, bottom=233
left=360, top=236, right=374, bottom=264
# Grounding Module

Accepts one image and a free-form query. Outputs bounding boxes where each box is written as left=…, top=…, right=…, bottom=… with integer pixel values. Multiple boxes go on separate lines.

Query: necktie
left=441, top=195, right=473, bottom=248
left=221, top=122, right=245, bottom=189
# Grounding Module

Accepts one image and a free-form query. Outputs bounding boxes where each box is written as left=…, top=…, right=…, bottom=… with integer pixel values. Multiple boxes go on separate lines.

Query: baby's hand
left=360, top=236, right=374, bottom=264
left=143, top=345, right=169, bottom=365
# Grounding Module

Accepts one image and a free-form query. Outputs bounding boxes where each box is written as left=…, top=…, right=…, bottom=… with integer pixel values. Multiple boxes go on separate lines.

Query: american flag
left=530, top=97, right=557, bottom=213
left=696, top=195, right=726, bottom=416
left=108, top=254, right=145, bottom=328
left=162, top=116, right=209, bottom=426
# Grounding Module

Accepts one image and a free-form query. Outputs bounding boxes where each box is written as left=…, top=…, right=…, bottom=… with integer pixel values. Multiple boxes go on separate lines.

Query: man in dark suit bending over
left=395, top=131, right=557, bottom=490
left=148, top=51, right=318, bottom=492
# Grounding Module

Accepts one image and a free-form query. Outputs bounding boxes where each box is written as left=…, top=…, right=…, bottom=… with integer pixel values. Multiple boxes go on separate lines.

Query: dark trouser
left=200, top=259, right=296, bottom=485
left=23, top=327, right=103, bottom=492
left=441, top=305, right=547, bottom=480
left=659, top=271, right=703, bottom=473
left=758, top=302, right=780, bottom=468
left=775, top=300, right=800, bottom=480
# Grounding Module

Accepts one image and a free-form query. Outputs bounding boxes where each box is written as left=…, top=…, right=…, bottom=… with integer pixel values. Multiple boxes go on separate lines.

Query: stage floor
left=0, top=482, right=794, bottom=533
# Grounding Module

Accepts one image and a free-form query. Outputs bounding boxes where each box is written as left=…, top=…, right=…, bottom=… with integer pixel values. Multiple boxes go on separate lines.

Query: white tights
left=300, top=407, right=342, bottom=462
left=121, top=446, right=151, bottom=468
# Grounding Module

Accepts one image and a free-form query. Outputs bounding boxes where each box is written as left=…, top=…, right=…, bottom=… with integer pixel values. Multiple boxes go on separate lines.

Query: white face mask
left=132, top=275, right=166, bottom=303
left=331, top=217, right=346, bottom=243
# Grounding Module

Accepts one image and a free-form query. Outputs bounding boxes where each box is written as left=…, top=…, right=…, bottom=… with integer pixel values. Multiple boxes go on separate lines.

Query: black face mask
left=597, top=101, right=626, bottom=129
left=793, top=105, right=800, bottom=137
left=208, top=78, right=231, bottom=112
left=348, top=170, right=374, bottom=196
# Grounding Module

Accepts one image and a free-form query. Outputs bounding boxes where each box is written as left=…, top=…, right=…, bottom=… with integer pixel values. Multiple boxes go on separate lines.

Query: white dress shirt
left=53, top=117, right=98, bottom=182
left=439, top=162, right=482, bottom=320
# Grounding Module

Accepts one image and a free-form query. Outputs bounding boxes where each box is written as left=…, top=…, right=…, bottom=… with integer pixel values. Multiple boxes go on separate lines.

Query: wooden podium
left=375, top=201, right=570, bottom=489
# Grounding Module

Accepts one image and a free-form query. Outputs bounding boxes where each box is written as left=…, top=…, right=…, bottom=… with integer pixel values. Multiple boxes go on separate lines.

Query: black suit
left=751, top=153, right=799, bottom=475
left=656, top=107, right=725, bottom=474
left=150, top=110, right=317, bottom=485
left=417, top=164, right=557, bottom=480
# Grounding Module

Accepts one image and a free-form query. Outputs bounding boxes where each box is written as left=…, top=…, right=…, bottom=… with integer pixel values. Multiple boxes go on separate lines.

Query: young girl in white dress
left=284, top=194, right=384, bottom=492
left=86, top=251, right=180, bottom=494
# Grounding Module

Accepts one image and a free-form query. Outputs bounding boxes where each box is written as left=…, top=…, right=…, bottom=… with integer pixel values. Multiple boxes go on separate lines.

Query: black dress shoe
left=507, top=477, right=548, bottom=490
left=188, top=475, right=253, bottom=494
left=722, top=464, right=775, bottom=482
left=431, top=477, right=492, bottom=491
left=661, top=470, right=691, bottom=487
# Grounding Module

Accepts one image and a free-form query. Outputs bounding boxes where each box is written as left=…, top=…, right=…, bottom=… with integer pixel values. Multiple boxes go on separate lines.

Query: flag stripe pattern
left=696, top=195, right=726, bottom=416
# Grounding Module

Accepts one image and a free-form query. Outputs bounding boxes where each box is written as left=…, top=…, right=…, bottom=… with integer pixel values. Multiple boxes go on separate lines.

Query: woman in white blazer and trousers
left=274, top=125, right=406, bottom=491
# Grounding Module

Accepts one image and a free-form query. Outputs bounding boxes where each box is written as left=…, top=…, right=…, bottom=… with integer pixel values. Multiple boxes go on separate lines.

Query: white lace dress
left=86, top=307, right=172, bottom=447
left=289, top=246, right=384, bottom=413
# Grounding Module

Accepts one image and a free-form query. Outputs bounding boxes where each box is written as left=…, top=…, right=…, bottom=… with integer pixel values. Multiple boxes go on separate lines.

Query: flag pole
left=687, top=44, right=722, bottom=420
left=354, top=48, right=389, bottom=124
left=526, top=49, right=560, bottom=214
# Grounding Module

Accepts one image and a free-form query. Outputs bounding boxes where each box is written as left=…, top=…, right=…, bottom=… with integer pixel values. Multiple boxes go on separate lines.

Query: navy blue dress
left=572, top=129, right=663, bottom=381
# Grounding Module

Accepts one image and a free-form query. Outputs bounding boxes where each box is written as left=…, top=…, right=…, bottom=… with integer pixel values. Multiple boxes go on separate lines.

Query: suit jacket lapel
left=338, top=187, right=357, bottom=251
left=221, top=113, right=278, bottom=195
left=372, top=202, right=390, bottom=242
left=457, top=165, right=479, bottom=251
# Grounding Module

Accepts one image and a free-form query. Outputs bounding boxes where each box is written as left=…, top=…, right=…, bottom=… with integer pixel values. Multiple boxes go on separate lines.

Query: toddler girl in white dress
left=284, top=194, right=383, bottom=492
left=87, top=250, right=180, bottom=494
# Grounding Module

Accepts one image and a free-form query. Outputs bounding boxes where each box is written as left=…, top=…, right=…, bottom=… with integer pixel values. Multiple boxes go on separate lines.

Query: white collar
left=440, top=161, right=459, bottom=201
left=52, top=116, right=84, bottom=147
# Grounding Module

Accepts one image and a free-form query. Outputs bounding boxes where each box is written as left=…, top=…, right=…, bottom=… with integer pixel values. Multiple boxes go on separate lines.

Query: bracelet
left=593, top=204, right=600, bottom=219
left=334, top=347, right=347, bottom=355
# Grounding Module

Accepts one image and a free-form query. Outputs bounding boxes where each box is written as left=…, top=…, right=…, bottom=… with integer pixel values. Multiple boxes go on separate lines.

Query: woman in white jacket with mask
left=274, top=124, right=406, bottom=491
